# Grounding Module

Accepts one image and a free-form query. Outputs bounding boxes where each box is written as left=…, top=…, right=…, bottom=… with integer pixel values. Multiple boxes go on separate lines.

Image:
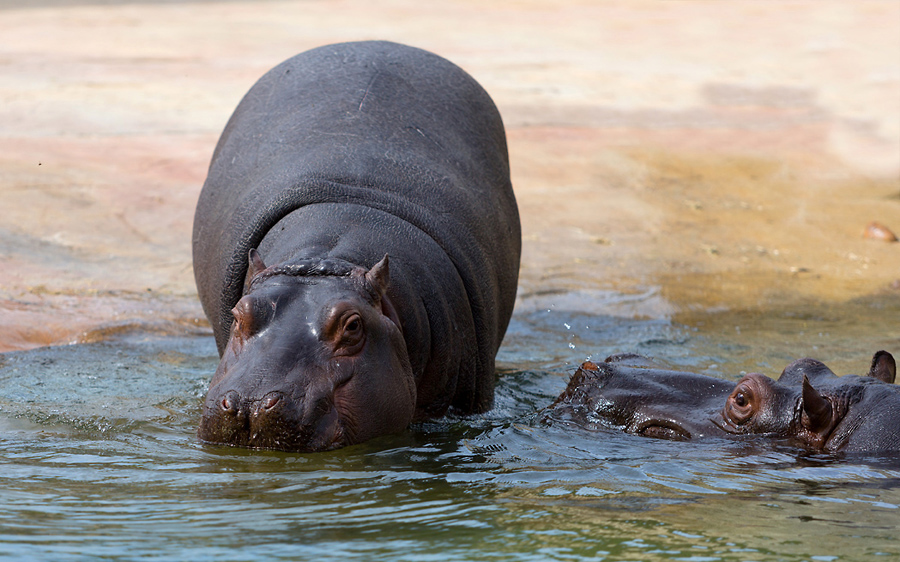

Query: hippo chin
left=192, top=41, right=520, bottom=452
left=550, top=351, right=898, bottom=453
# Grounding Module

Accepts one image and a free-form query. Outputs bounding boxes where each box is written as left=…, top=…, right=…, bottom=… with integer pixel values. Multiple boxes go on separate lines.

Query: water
left=1, top=288, right=899, bottom=561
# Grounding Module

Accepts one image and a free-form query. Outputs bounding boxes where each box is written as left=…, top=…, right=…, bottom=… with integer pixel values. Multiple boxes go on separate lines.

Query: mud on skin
left=548, top=351, right=898, bottom=453
left=192, top=41, right=520, bottom=452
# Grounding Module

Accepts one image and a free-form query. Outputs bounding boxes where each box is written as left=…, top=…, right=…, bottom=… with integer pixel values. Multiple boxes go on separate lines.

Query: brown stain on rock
left=511, top=128, right=900, bottom=313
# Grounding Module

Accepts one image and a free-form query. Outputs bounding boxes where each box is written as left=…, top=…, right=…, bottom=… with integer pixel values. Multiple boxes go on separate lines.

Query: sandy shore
left=1, top=0, right=898, bottom=351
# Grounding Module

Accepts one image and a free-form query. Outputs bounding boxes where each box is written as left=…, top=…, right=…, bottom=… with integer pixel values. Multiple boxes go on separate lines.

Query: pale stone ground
left=1, top=0, right=898, bottom=351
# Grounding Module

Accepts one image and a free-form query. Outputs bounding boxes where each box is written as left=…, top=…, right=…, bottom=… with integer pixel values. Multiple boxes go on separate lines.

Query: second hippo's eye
left=725, top=381, right=758, bottom=426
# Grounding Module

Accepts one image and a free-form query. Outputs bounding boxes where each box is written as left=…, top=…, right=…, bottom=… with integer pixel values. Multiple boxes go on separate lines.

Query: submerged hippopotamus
left=192, top=41, right=520, bottom=451
left=549, top=351, right=898, bottom=453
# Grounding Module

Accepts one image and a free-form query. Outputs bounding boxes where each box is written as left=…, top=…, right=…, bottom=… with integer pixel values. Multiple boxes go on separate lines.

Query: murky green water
left=1, top=287, right=898, bottom=561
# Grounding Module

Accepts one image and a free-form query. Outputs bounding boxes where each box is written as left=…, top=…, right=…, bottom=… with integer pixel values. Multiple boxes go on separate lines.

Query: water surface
left=1, top=288, right=898, bottom=561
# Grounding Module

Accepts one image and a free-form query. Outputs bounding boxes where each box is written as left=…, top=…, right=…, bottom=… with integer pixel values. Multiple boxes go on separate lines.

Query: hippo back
left=192, top=41, right=520, bottom=412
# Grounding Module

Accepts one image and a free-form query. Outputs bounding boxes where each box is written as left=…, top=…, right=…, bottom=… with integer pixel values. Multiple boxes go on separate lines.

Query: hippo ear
left=248, top=248, right=267, bottom=279
left=801, top=375, right=835, bottom=434
left=365, top=255, right=390, bottom=297
left=868, top=351, right=896, bottom=384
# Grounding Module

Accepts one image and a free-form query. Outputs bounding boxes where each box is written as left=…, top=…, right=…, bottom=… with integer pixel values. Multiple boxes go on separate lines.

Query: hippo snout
left=198, top=388, right=342, bottom=451
left=210, top=389, right=286, bottom=424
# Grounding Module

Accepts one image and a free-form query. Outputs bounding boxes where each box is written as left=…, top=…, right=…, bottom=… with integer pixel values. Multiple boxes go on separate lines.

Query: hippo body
left=549, top=351, right=898, bottom=453
left=192, top=41, right=520, bottom=451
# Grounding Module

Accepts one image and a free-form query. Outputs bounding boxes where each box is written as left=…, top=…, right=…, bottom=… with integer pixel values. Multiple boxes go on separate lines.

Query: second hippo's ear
left=801, top=375, right=836, bottom=434
left=868, top=351, right=896, bottom=384
left=248, top=248, right=267, bottom=279
left=365, top=255, right=390, bottom=298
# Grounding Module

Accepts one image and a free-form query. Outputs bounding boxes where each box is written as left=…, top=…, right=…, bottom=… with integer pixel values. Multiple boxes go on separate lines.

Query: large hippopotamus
left=192, top=41, right=520, bottom=451
left=549, top=351, right=898, bottom=453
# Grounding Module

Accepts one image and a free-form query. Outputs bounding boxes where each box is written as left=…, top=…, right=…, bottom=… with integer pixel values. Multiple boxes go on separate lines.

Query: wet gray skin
left=549, top=351, right=898, bottom=453
left=192, top=41, right=521, bottom=451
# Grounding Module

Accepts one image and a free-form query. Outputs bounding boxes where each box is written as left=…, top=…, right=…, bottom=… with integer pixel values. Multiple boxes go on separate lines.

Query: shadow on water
left=1, top=285, right=899, bottom=560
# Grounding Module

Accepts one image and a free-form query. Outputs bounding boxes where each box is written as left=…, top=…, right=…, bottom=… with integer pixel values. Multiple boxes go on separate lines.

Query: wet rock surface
left=1, top=0, right=898, bottom=354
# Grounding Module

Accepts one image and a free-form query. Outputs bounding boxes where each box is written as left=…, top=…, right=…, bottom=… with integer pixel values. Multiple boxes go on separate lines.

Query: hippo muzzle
left=199, top=381, right=346, bottom=452
left=550, top=355, right=736, bottom=441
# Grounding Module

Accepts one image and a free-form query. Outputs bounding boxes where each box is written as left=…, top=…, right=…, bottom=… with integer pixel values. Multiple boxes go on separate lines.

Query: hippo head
left=198, top=252, right=416, bottom=452
left=551, top=351, right=898, bottom=453
left=550, top=354, right=737, bottom=441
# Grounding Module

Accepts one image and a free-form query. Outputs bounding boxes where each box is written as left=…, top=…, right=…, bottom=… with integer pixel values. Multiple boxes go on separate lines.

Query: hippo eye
left=725, top=383, right=756, bottom=425
left=231, top=298, right=257, bottom=341
left=337, top=312, right=365, bottom=352
left=231, top=295, right=275, bottom=341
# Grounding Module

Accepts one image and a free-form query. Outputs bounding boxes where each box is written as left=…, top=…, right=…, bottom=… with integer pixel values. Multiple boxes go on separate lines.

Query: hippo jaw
left=629, top=416, right=694, bottom=441
left=198, top=256, right=417, bottom=452
left=626, top=408, right=734, bottom=442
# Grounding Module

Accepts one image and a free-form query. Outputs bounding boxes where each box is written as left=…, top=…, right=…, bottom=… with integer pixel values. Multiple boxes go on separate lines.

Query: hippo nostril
left=221, top=390, right=241, bottom=413
left=250, top=392, right=286, bottom=419
left=262, top=393, right=282, bottom=411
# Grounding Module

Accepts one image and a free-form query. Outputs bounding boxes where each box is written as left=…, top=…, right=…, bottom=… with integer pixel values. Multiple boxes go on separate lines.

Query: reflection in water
left=0, top=290, right=899, bottom=561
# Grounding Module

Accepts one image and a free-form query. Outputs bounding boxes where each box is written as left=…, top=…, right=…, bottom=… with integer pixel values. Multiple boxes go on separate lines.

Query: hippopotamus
left=192, top=41, right=520, bottom=451
left=548, top=351, right=898, bottom=453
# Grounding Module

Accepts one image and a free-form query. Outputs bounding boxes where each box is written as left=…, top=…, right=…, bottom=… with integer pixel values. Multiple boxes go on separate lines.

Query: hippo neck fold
left=249, top=257, right=357, bottom=288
